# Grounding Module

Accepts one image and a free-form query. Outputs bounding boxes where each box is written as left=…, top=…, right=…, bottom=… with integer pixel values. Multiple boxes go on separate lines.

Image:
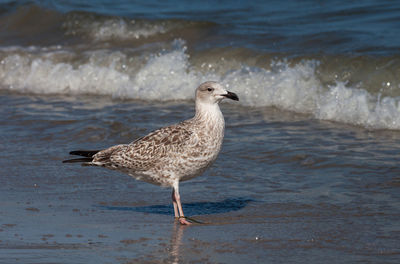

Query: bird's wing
left=92, top=144, right=127, bottom=165
left=95, top=122, right=193, bottom=171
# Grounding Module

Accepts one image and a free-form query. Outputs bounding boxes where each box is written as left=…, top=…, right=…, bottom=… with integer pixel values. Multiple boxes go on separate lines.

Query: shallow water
left=1, top=0, right=400, bottom=263
left=1, top=92, right=399, bottom=263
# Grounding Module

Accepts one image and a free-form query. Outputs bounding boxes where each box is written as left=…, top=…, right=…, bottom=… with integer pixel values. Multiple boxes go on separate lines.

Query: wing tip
left=62, top=157, right=93, bottom=163
left=69, top=150, right=100, bottom=157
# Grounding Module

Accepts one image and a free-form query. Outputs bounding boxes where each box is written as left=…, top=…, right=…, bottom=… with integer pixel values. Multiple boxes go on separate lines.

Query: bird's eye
left=207, top=88, right=213, bottom=92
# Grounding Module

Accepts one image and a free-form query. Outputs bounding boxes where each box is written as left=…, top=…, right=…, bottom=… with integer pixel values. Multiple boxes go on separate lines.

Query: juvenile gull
left=63, top=81, right=239, bottom=225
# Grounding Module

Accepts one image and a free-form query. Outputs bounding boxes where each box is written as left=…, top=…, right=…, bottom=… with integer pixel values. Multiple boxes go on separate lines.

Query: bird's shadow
left=97, top=197, right=253, bottom=216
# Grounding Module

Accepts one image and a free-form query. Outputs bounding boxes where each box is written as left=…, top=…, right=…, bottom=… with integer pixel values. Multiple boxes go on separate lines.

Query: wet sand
left=2, top=184, right=399, bottom=263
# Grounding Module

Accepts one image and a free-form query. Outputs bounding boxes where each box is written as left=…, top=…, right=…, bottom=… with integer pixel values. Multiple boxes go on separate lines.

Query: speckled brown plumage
left=64, top=81, right=239, bottom=225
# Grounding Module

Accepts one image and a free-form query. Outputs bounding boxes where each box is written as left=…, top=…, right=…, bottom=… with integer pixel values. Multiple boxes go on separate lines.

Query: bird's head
left=196, top=81, right=239, bottom=105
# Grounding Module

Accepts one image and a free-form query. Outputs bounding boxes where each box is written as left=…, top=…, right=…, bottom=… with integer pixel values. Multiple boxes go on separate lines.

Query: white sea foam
left=223, top=60, right=400, bottom=129
left=316, top=82, right=400, bottom=129
left=0, top=49, right=131, bottom=95
left=1, top=42, right=400, bottom=130
left=64, top=18, right=167, bottom=41
left=62, top=14, right=195, bottom=41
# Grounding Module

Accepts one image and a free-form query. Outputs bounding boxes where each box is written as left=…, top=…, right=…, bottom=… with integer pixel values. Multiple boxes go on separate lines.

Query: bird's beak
left=222, top=91, right=239, bottom=101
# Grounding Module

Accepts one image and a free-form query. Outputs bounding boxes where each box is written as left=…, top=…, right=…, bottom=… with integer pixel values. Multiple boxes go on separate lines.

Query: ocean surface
left=1, top=1, right=399, bottom=263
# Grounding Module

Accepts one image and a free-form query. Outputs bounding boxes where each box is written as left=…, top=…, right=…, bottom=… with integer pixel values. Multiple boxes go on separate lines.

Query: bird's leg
left=171, top=189, right=179, bottom=218
left=175, top=192, right=191, bottom=225
left=173, top=182, right=191, bottom=225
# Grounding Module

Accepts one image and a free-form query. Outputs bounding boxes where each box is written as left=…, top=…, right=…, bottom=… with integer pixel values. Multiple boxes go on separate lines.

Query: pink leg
left=171, top=189, right=179, bottom=218
left=173, top=182, right=191, bottom=225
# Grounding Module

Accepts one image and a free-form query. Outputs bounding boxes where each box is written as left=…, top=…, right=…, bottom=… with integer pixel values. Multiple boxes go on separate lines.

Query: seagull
left=63, top=81, right=239, bottom=225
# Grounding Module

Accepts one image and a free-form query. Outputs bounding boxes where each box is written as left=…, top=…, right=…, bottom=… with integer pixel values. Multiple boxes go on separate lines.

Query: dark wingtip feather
left=69, top=150, right=100, bottom=157
left=62, top=157, right=93, bottom=163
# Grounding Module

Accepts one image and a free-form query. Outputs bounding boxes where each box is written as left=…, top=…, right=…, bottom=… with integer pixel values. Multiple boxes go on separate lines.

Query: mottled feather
left=65, top=81, right=238, bottom=188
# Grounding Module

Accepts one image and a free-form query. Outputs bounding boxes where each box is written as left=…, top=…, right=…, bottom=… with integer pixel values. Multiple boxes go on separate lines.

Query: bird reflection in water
left=169, top=222, right=186, bottom=264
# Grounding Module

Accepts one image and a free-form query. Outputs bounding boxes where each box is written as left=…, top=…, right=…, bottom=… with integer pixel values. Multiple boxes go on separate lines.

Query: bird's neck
left=192, top=100, right=225, bottom=154
left=194, top=101, right=225, bottom=129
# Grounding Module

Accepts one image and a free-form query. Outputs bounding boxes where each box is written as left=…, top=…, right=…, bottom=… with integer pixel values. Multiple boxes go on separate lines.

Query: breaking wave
left=1, top=40, right=400, bottom=130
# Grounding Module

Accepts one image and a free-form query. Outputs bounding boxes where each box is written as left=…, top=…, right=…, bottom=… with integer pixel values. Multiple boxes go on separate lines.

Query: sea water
left=0, top=1, right=399, bottom=263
